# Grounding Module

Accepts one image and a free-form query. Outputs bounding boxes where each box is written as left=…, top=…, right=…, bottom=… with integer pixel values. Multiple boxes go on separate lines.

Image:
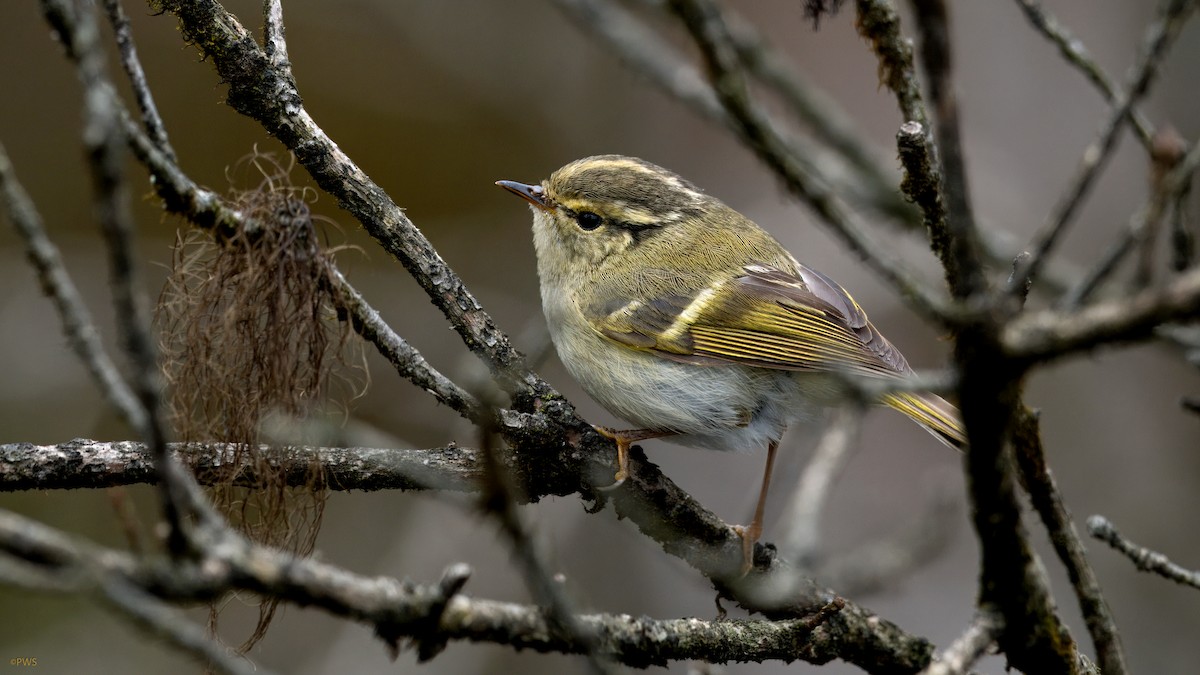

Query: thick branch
left=910, top=0, right=987, bottom=298
left=1003, top=264, right=1200, bottom=363
left=0, top=440, right=480, bottom=494
left=956, top=328, right=1080, bottom=674
left=0, top=507, right=846, bottom=668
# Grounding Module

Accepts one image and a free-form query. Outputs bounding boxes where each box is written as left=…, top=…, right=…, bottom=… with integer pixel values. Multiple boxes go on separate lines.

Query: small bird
left=498, top=155, right=964, bottom=571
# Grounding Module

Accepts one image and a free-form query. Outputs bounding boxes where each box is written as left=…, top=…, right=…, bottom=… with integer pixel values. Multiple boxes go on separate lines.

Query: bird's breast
left=542, top=288, right=818, bottom=452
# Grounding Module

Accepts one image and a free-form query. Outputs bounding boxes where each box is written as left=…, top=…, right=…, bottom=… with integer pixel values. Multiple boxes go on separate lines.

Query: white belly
left=545, top=296, right=827, bottom=453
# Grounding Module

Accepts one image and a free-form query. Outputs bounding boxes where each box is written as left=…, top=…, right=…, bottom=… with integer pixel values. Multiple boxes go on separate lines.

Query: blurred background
left=0, top=1, right=1197, bottom=673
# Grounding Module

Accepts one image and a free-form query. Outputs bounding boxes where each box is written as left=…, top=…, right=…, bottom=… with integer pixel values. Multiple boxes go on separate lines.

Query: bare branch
left=1088, top=516, right=1200, bottom=590
left=476, top=406, right=618, bottom=674
left=668, top=0, right=957, bottom=325
left=100, top=577, right=267, bottom=675
left=0, top=142, right=147, bottom=432
left=1004, top=264, right=1200, bottom=363
left=918, top=608, right=1001, bottom=675
left=261, top=0, right=289, bottom=73
left=1010, top=0, right=1198, bottom=296
left=0, top=440, right=481, bottom=494
left=43, top=0, right=189, bottom=555
left=855, top=0, right=929, bottom=127
left=1010, top=0, right=1155, bottom=148
left=721, top=6, right=907, bottom=216
left=1013, top=409, right=1127, bottom=675
left=778, top=405, right=863, bottom=563
left=102, top=0, right=176, bottom=160
left=897, top=120, right=949, bottom=269
left=153, top=0, right=546, bottom=399
left=1062, top=134, right=1200, bottom=307
left=328, top=266, right=484, bottom=422
left=0, top=508, right=855, bottom=667
left=551, top=0, right=914, bottom=223
left=910, top=0, right=986, bottom=298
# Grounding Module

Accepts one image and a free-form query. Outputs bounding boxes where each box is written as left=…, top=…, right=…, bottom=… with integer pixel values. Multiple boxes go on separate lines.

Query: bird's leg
left=593, top=426, right=674, bottom=490
left=734, top=440, right=779, bottom=575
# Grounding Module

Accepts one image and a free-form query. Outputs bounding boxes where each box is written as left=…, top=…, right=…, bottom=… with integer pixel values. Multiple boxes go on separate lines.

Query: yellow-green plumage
left=502, top=154, right=966, bottom=454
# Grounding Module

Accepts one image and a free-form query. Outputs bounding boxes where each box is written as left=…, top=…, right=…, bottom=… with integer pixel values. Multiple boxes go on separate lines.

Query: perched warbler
left=498, top=155, right=964, bottom=568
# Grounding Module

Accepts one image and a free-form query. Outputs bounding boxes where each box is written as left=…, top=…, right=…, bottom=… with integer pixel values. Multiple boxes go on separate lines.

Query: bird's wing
left=589, top=263, right=913, bottom=378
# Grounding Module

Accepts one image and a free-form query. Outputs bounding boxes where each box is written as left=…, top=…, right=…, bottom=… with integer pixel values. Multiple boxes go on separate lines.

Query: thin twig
left=43, top=0, right=189, bottom=555
left=1053, top=135, right=1200, bottom=306
left=100, top=577, right=267, bottom=675
left=476, top=396, right=618, bottom=675
left=910, top=0, right=986, bottom=298
left=1012, top=409, right=1127, bottom=675
left=1011, top=0, right=1155, bottom=148
left=856, top=0, right=928, bottom=126
left=897, top=121, right=949, bottom=270
left=778, top=404, right=863, bottom=563
left=0, top=142, right=147, bottom=432
left=668, top=0, right=957, bottom=326
left=329, top=267, right=484, bottom=422
left=551, top=0, right=909, bottom=222
left=719, top=2, right=914, bottom=222
left=117, top=107, right=483, bottom=423
left=1088, top=516, right=1200, bottom=590
left=1009, top=0, right=1198, bottom=296
left=1171, top=180, right=1195, bottom=271
left=101, top=0, right=175, bottom=160
left=262, top=0, right=290, bottom=76
left=1134, top=128, right=1191, bottom=288
left=918, top=607, right=1001, bottom=675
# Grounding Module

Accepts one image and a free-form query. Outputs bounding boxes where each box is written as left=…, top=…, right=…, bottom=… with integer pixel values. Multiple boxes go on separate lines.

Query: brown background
left=0, top=1, right=1197, bottom=673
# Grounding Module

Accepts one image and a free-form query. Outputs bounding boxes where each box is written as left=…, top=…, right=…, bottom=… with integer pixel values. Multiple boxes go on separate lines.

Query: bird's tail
left=882, top=392, right=967, bottom=450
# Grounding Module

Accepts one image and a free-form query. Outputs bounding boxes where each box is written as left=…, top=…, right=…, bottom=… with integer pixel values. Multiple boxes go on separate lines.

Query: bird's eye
left=575, top=211, right=603, bottom=231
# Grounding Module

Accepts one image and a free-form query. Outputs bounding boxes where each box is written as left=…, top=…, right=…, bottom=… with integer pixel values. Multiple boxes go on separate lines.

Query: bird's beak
left=496, top=180, right=552, bottom=211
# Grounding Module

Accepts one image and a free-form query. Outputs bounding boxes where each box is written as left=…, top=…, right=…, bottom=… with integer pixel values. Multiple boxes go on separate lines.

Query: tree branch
left=44, top=0, right=189, bottom=556
left=152, top=0, right=545, bottom=400
left=918, top=608, right=1000, bottom=675
left=1010, top=0, right=1156, bottom=148
left=910, top=0, right=986, bottom=298
left=0, top=440, right=481, bottom=494
left=0, top=141, right=147, bottom=433
left=1013, top=409, right=1127, bottom=675
left=1003, top=264, right=1200, bottom=363
left=1010, top=0, right=1198, bottom=295
left=668, top=0, right=957, bottom=326
left=1088, top=516, right=1200, bottom=591
left=0, top=507, right=849, bottom=668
